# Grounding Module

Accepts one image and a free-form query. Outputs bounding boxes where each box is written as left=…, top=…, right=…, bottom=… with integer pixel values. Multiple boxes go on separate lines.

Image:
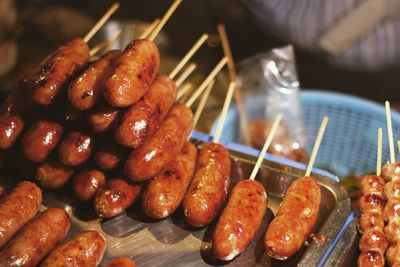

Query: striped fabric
left=245, top=0, right=400, bottom=71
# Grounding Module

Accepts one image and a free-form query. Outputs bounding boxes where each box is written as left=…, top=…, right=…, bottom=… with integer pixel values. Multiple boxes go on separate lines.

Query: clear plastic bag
left=237, top=45, right=308, bottom=163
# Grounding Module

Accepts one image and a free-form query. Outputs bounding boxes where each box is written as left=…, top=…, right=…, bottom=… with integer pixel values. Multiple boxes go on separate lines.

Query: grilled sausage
left=58, top=131, right=93, bottom=166
left=381, top=162, right=400, bottom=182
left=182, top=142, right=231, bottom=227
left=41, top=230, right=106, bottom=267
left=73, top=169, right=106, bottom=202
left=22, top=120, right=63, bottom=162
left=0, top=114, right=24, bottom=149
left=104, top=39, right=160, bottom=107
left=264, top=176, right=321, bottom=260
left=94, top=143, right=124, bottom=171
left=0, top=208, right=71, bottom=267
left=105, top=257, right=137, bottom=267
left=213, top=179, right=267, bottom=261
left=36, top=159, right=74, bottom=189
left=28, top=38, right=89, bottom=106
left=0, top=181, right=42, bottom=249
left=94, top=178, right=143, bottom=218
left=68, top=50, right=122, bottom=110
left=115, top=75, right=177, bottom=148
left=87, top=104, right=120, bottom=133
left=142, top=141, right=197, bottom=219
left=125, top=104, right=193, bottom=181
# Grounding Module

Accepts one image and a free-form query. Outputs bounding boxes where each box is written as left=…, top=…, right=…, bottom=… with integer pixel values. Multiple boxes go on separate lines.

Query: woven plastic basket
left=211, top=90, right=400, bottom=177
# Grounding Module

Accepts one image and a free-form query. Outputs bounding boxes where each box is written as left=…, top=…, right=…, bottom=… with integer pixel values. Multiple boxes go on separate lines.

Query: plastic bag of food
left=237, top=45, right=308, bottom=163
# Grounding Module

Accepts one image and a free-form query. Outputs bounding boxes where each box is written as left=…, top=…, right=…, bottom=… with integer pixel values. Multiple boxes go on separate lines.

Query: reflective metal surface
left=37, top=137, right=350, bottom=267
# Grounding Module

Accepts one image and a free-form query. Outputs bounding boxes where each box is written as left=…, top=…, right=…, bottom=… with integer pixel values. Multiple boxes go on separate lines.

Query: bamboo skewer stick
left=193, top=79, right=215, bottom=128
left=305, top=116, right=329, bottom=177
left=169, top=33, right=209, bottom=79
left=213, top=81, right=236, bottom=144
left=186, top=57, right=228, bottom=108
left=377, top=128, right=383, bottom=176
left=139, top=19, right=160, bottom=39
left=177, top=83, right=193, bottom=101
left=386, top=101, right=396, bottom=163
left=217, top=24, right=251, bottom=146
left=89, top=30, right=122, bottom=57
left=84, top=3, right=120, bottom=43
left=249, top=114, right=282, bottom=180
left=175, top=63, right=197, bottom=87
left=148, top=0, right=183, bottom=42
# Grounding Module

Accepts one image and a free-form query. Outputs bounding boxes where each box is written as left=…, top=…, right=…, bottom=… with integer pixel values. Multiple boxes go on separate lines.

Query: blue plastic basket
left=211, top=90, right=400, bottom=177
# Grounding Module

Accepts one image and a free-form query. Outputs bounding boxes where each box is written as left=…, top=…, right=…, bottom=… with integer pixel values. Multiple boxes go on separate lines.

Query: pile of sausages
left=0, top=181, right=136, bottom=266
left=358, top=163, right=400, bottom=266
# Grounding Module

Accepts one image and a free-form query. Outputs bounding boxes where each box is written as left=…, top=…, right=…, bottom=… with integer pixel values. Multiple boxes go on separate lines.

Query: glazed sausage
left=115, top=75, right=177, bottom=148
left=0, top=181, right=42, bottom=249
left=182, top=142, right=231, bottom=227
left=264, top=176, right=321, bottom=260
left=73, top=169, right=106, bottom=202
left=41, top=230, right=106, bottom=267
left=212, top=179, right=267, bottom=261
left=94, top=143, right=124, bottom=171
left=58, top=131, right=93, bottom=166
left=125, top=103, right=193, bottom=181
left=27, top=38, right=89, bottom=106
left=94, top=178, right=143, bottom=218
left=0, top=208, right=71, bottom=267
left=87, top=104, right=120, bottom=133
left=36, top=159, right=74, bottom=189
left=0, top=114, right=24, bottom=149
left=104, top=39, right=160, bottom=107
left=381, top=162, right=400, bottom=182
left=68, top=50, right=122, bottom=110
left=142, top=141, right=197, bottom=219
left=22, top=120, right=63, bottom=162
left=105, top=257, right=137, bottom=267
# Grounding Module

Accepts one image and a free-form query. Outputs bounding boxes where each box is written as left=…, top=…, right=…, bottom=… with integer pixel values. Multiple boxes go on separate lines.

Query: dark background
left=1, top=0, right=399, bottom=103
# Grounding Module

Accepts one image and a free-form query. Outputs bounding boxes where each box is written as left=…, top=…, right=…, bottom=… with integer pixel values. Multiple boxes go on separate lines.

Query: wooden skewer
left=89, top=29, right=122, bottom=57
left=213, top=81, right=236, bottom=144
left=217, top=24, right=251, bottom=146
left=377, top=128, right=383, bottom=176
left=139, top=19, right=160, bottom=39
left=176, top=83, right=192, bottom=101
left=83, top=3, right=120, bottom=43
left=193, top=79, right=215, bottom=128
left=386, top=101, right=396, bottom=163
left=169, top=33, right=209, bottom=79
left=305, top=116, right=329, bottom=177
left=175, top=63, right=196, bottom=87
left=148, top=0, right=183, bottom=42
left=249, top=114, right=282, bottom=180
left=186, top=57, right=228, bottom=107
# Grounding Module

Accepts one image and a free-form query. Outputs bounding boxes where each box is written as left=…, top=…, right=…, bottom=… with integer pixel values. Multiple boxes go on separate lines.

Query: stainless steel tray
left=6, top=132, right=351, bottom=266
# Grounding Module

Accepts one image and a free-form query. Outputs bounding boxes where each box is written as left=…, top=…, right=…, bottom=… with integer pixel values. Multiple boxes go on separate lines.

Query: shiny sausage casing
left=68, top=50, right=122, bottom=110
left=0, top=181, right=42, bottom=249
left=142, top=141, right=197, bottom=219
left=58, top=131, right=93, bottom=166
left=381, top=162, right=400, bottom=182
left=125, top=103, right=193, bottom=181
left=36, top=159, right=74, bottom=189
left=0, top=208, right=71, bottom=267
left=41, top=230, right=106, bottom=267
left=0, top=114, right=24, bottom=149
left=29, top=38, right=89, bottom=106
left=22, top=120, right=63, bottom=162
left=213, top=179, right=267, bottom=261
left=73, top=169, right=106, bottom=202
left=104, top=39, right=160, bottom=107
left=264, top=176, right=321, bottom=260
left=94, top=178, right=143, bottom=218
left=94, top=143, right=124, bottom=171
left=183, top=143, right=231, bottom=227
left=115, top=75, right=177, bottom=148
left=105, top=257, right=137, bottom=267
left=87, top=104, right=120, bottom=133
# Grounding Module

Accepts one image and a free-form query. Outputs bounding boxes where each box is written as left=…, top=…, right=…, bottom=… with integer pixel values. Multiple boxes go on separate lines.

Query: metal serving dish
left=29, top=131, right=350, bottom=266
